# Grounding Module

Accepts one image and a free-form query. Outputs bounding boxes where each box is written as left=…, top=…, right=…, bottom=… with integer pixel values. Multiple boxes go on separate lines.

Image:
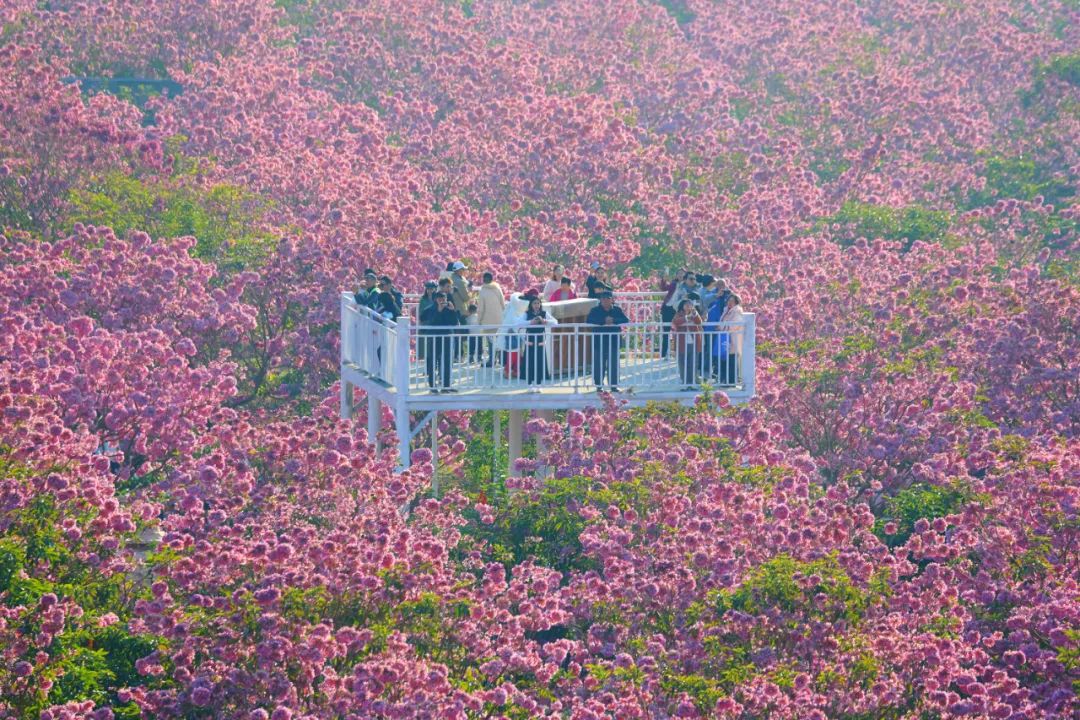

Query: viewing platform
left=340, top=291, right=756, bottom=474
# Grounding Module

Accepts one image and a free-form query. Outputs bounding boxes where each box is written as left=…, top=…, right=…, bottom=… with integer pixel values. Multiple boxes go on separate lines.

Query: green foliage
left=824, top=201, right=953, bottom=251
left=810, top=150, right=852, bottom=184
left=67, top=170, right=278, bottom=275
left=458, top=474, right=599, bottom=573
left=1047, top=52, right=1080, bottom=86
left=965, top=153, right=1076, bottom=210
left=628, top=233, right=692, bottom=280
left=0, top=456, right=161, bottom=719
left=873, top=482, right=980, bottom=547
left=1056, top=629, right=1080, bottom=695
left=715, top=553, right=878, bottom=625
left=457, top=411, right=511, bottom=498
left=654, top=0, right=697, bottom=25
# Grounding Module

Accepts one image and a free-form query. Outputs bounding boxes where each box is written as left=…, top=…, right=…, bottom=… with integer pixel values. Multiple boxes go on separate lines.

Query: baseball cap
left=424, top=280, right=438, bottom=289
left=590, top=261, right=600, bottom=270
left=451, top=261, right=467, bottom=271
left=598, top=290, right=614, bottom=299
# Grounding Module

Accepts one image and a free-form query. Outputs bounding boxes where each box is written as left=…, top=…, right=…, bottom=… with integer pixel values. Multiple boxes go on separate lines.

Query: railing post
left=394, top=317, right=412, bottom=470
left=340, top=294, right=354, bottom=420
left=492, top=411, right=501, bottom=483
left=508, top=409, right=523, bottom=477
left=367, top=396, right=381, bottom=450
left=430, top=410, right=439, bottom=496
left=743, top=314, right=756, bottom=399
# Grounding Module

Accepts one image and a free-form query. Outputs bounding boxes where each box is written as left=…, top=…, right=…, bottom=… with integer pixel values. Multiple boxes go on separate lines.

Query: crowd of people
left=353, top=262, right=746, bottom=394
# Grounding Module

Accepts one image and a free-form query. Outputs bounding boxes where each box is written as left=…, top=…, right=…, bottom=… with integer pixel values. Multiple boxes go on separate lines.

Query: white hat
left=451, top=261, right=467, bottom=271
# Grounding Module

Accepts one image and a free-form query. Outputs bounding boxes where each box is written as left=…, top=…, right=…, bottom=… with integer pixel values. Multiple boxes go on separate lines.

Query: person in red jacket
left=548, top=276, right=577, bottom=302
left=670, top=298, right=703, bottom=390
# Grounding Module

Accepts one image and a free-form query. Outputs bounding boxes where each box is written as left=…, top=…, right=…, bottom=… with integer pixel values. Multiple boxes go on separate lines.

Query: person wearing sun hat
left=450, top=260, right=471, bottom=324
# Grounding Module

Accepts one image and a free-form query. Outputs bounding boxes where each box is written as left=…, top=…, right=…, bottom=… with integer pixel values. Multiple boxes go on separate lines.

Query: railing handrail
left=401, top=290, right=667, bottom=302
left=400, top=315, right=755, bottom=332
left=342, top=291, right=401, bottom=328
left=343, top=289, right=756, bottom=402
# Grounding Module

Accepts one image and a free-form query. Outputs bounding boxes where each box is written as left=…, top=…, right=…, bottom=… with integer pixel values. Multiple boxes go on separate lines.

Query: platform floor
left=396, top=355, right=746, bottom=409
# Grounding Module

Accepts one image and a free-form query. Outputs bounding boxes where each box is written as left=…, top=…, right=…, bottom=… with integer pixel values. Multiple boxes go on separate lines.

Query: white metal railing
left=403, top=291, right=666, bottom=324
left=401, top=320, right=754, bottom=394
left=341, top=293, right=398, bottom=385
left=343, top=292, right=756, bottom=399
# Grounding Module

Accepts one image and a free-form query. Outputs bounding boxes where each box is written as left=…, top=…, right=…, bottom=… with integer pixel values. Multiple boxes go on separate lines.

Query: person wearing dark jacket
left=377, top=276, right=404, bottom=319
left=659, top=269, right=687, bottom=358
left=585, top=261, right=614, bottom=299
left=417, top=281, right=438, bottom=361
left=354, top=271, right=379, bottom=309
left=420, top=293, right=461, bottom=393
left=586, top=291, right=630, bottom=391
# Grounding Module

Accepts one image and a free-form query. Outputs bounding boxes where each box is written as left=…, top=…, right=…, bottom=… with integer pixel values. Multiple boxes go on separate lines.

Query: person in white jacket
left=716, top=293, right=744, bottom=385
left=541, top=264, right=565, bottom=299
left=514, top=291, right=558, bottom=392
left=496, top=292, right=529, bottom=376
left=475, top=272, right=505, bottom=367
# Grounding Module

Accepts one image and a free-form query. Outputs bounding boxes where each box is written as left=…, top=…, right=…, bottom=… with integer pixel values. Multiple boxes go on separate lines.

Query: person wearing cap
left=354, top=271, right=379, bottom=310
left=666, top=272, right=700, bottom=317
left=585, top=261, right=614, bottom=299
left=419, top=292, right=461, bottom=393
left=586, top=290, right=630, bottom=392
left=476, top=271, right=505, bottom=367
left=450, top=261, right=471, bottom=322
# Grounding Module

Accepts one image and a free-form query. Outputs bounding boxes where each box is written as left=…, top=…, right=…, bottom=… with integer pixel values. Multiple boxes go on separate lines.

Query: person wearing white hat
left=450, top=261, right=471, bottom=325
left=585, top=261, right=613, bottom=299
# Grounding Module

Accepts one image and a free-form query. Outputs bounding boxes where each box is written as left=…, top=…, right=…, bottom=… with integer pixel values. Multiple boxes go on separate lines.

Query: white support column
left=367, top=395, right=381, bottom=450
left=492, top=411, right=501, bottom=482
left=534, top=409, right=555, bottom=454
left=340, top=380, right=354, bottom=420
left=394, top=317, right=412, bottom=471
left=743, top=314, right=756, bottom=399
left=340, top=293, right=354, bottom=420
left=430, top=411, right=439, bottom=497
left=395, top=405, right=410, bottom=470
left=534, top=409, right=555, bottom=479
left=508, top=409, right=524, bottom=477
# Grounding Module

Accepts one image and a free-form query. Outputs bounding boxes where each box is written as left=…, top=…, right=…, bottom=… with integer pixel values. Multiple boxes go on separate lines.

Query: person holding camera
left=420, top=292, right=461, bottom=393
